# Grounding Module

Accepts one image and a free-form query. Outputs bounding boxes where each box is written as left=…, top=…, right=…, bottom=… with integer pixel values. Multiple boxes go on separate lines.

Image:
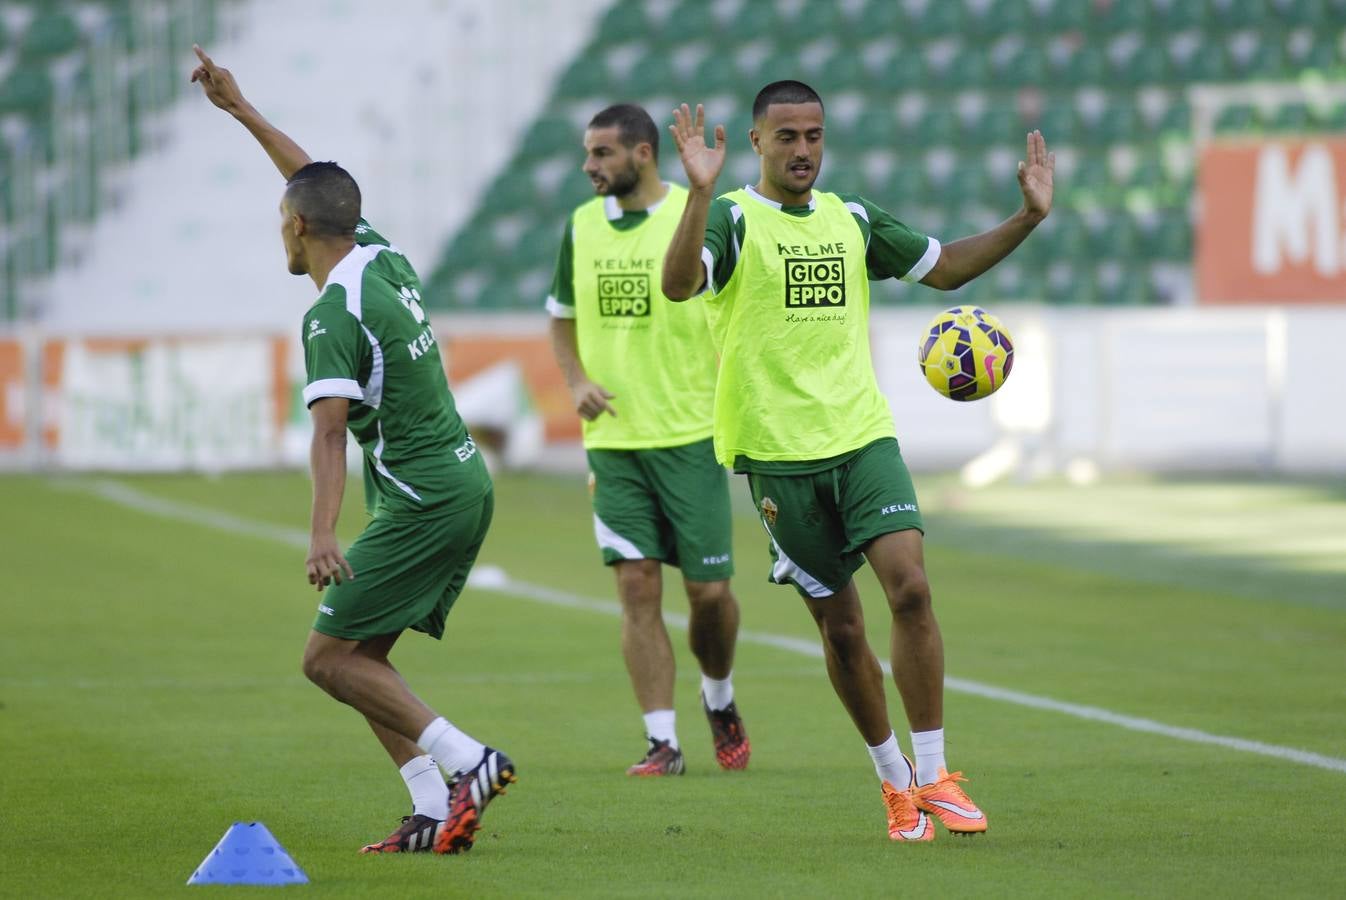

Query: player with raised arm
left=190, top=45, right=515, bottom=856
left=548, top=104, right=748, bottom=776
left=662, top=83, right=1053, bottom=841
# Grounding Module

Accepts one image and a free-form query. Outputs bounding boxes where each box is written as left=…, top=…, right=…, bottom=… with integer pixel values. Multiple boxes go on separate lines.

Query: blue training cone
left=187, top=821, right=309, bottom=886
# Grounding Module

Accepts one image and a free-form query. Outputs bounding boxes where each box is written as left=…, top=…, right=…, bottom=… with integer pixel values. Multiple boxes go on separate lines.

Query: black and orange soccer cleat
left=626, top=737, right=685, bottom=776
left=702, top=695, right=751, bottom=770
left=433, top=747, right=517, bottom=855
left=360, top=814, right=442, bottom=854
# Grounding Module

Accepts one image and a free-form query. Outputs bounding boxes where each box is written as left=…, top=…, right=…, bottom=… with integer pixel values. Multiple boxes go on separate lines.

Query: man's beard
left=598, top=163, right=640, bottom=198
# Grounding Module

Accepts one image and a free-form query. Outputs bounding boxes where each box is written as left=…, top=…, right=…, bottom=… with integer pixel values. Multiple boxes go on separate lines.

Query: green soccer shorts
left=312, top=488, right=494, bottom=641
left=587, top=437, right=734, bottom=582
left=746, top=438, right=923, bottom=599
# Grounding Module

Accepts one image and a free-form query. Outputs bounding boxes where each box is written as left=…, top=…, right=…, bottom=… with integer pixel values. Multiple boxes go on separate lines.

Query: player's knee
left=685, top=579, right=732, bottom=609
left=301, top=647, right=337, bottom=690
left=820, top=614, right=868, bottom=659
left=886, top=570, right=932, bottom=618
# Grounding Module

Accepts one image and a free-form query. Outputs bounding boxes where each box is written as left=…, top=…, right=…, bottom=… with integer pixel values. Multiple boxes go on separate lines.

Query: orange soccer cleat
left=912, top=769, right=987, bottom=834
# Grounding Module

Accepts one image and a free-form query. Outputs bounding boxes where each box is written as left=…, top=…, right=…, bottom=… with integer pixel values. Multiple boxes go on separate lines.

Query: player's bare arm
left=920, top=130, right=1055, bottom=291
left=549, top=316, right=617, bottom=420
left=190, top=44, right=314, bottom=180
left=306, top=396, right=354, bottom=591
left=662, top=103, right=726, bottom=301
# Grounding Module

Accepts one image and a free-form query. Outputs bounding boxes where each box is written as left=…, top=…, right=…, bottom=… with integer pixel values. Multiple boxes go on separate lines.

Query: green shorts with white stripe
left=587, top=438, right=734, bottom=582
left=745, top=438, right=924, bottom=599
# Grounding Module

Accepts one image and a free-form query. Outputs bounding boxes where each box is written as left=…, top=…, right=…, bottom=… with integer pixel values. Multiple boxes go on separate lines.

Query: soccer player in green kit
left=548, top=105, right=749, bottom=775
left=662, top=82, right=1055, bottom=842
left=191, top=46, right=514, bottom=856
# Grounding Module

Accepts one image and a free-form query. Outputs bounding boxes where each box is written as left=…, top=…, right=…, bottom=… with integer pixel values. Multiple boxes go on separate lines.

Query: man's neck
left=307, top=239, right=357, bottom=290
left=615, top=174, right=669, bottom=213
left=753, top=178, right=812, bottom=208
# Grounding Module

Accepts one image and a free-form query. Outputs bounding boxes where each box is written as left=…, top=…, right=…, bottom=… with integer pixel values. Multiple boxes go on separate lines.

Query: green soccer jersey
left=302, top=220, right=490, bottom=516
left=700, top=185, right=941, bottom=473
left=548, top=185, right=717, bottom=450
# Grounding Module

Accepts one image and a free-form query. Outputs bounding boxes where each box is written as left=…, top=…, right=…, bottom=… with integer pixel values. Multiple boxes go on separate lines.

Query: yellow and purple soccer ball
left=917, top=305, right=1014, bottom=401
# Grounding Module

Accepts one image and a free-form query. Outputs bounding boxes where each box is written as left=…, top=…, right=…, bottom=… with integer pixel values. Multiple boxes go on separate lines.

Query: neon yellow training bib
left=705, top=189, right=895, bottom=465
left=571, top=184, right=718, bottom=449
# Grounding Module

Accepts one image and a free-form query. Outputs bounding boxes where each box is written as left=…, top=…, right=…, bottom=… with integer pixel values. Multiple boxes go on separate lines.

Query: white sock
left=399, top=754, right=449, bottom=820
left=701, top=672, right=734, bottom=711
left=643, top=709, right=679, bottom=749
left=867, top=732, right=912, bottom=789
left=911, top=728, right=946, bottom=786
left=417, top=717, right=486, bottom=776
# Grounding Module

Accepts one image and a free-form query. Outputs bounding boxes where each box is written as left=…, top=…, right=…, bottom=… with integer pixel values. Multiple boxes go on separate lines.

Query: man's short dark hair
left=752, top=80, right=825, bottom=122
left=284, top=161, right=361, bottom=238
left=587, top=103, right=659, bottom=160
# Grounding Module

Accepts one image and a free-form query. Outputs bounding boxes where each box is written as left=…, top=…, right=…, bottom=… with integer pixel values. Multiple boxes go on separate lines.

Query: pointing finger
left=193, top=44, right=214, bottom=71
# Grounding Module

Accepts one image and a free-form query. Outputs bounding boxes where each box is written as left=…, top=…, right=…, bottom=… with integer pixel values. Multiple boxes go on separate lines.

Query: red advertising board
left=1198, top=139, right=1346, bottom=304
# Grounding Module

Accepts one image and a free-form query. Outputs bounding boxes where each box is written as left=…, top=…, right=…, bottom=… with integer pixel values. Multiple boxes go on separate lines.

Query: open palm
left=1018, top=129, right=1055, bottom=220
left=669, top=103, right=726, bottom=191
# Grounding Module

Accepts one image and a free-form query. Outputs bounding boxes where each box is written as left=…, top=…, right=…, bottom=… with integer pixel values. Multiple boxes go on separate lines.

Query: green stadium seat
left=1213, top=0, right=1274, bottom=28
left=1297, top=35, right=1341, bottom=72
left=1145, top=208, right=1192, bottom=260
left=871, top=49, right=927, bottom=93
left=1324, top=102, right=1346, bottom=131
left=1036, top=0, right=1089, bottom=32
left=881, top=165, right=929, bottom=209
left=1149, top=0, right=1207, bottom=29
left=1154, top=99, right=1191, bottom=139
left=1094, top=0, right=1149, bottom=32
left=523, top=117, right=579, bottom=158
left=1213, top=103, right=1260, bottom=135
left=853, top=112, right=900, bottom=150
left=1232, top=32, right=1289, bottom=79
left=1270, top=0, right=1327, bottom=26
left=995, top=42, right=1052, bottom=88
left=555, top=57, right=611, bottom=100
left=978, top=0, right=1035, bottom=38
left=1096, top=266, right=1152, bottom=305
left=923, top=106, right=961, bottom=148
left=975, top=106, right=1026, bottom=148
left=1088, top=96, right=1144, bottom=147
left=920, top=1, right=965, bottom=36
left=813, top=48, right=869, bottom=97
left=1028, top=104, right=1077, bottom=146
left=619, top=53, right=681, bottom=98
left=1117, top=44, right=1171, bottom=86
left=1172, top=41, right=1228, bottom=82
left=1058, top=45, right=1110, bottom=84
left=944, top=50, right=991, bottom=90
left=1267, top=102, right=1315, bottom=133
left=19, top=10, right=82, bottom=61
left=595, top=1, right=651, bottom=44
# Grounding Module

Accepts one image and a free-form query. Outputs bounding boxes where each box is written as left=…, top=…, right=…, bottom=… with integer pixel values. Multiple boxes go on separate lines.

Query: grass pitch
left=2, top=469, right=1343, bottom=897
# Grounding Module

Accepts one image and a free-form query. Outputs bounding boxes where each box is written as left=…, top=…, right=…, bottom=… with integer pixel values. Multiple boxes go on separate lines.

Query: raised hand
left=669, top=103, right=726, bottom=192
left=1017, top=129, right=1055, bottom=222
left=189, top=44, right=246, bottom=113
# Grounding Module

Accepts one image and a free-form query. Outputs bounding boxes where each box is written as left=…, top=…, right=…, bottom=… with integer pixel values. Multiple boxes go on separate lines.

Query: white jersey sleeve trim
left=845, top=201, right=872, bottom=251
left=696, top=245, right=716, bottom=296
left=546, top=295, right=576, bottom=319
left=902, top=236, right=942, bottom=284
left=303, top=378, right=363, bottom=406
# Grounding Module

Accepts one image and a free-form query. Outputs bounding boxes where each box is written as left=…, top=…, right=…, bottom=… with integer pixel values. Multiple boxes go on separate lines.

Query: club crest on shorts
left=760, top=496, right=778, bottom=526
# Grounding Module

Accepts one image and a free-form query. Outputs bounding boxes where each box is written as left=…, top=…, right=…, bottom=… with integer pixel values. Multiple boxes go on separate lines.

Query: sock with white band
left=399, top=754, right=449, bottom=820
left=642, top=709, right=679, bottom=749
left=700, top=673, right=734, bottom=711
left=911, top=728, right=947, bottom=787
left=866, top=732, right=912, bottom=789
left=417, top=717, right=486, bottom=777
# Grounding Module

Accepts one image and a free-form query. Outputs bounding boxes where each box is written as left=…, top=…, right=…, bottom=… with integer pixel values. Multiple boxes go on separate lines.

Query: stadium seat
left=1035, top=0, right=1089, bottom=32
left=19, top=10, right=82, bottom=61
left=1149, top=0, right=1207, bottom=29
left=1213, top=103, right=1260, bottom=135
left=594, top=1, right=651, bottom=44
left=1267, top=102, right=1315, bottom=133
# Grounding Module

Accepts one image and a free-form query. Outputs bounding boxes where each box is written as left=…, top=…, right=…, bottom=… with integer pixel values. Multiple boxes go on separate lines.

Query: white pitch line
left=69, top=478, right=1346, bottom=775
